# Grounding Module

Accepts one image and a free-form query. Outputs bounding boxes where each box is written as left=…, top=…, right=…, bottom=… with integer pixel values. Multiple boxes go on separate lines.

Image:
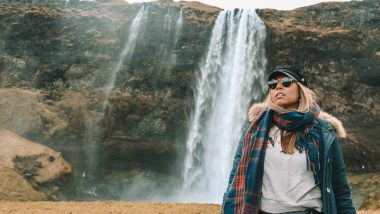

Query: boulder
left=0, top=129, right=71, bottom=201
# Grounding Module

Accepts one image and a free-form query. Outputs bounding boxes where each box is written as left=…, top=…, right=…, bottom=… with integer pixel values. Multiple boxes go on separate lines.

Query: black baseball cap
left=268, top=65, right=308, bottom=87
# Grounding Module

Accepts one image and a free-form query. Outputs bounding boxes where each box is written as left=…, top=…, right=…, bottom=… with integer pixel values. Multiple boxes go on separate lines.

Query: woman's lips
left=275, top=92, right=285, bottom=98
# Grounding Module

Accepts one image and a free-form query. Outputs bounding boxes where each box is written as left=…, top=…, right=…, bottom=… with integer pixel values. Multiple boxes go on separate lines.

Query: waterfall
left=77, top=5, right=149, bottom=197
left=169, top=7, right=183, bottom=66
left=181, top=9, right=267, bottom=203
left=174, top=8, right=183, bottom=46
left=161, top=8, right=173, bottom=61
left=160, top=7, right=183, bottom=70
left=102, top=5, right=149, bottom=111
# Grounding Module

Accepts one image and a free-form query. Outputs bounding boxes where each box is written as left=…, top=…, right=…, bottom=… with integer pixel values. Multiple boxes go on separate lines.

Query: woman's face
left=269, top=74, right=300, bottom=110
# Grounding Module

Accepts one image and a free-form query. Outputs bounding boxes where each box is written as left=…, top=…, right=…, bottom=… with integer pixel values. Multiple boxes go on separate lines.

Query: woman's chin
left=276, top=102, right=298, bottom=110
left=275, top=101, right=288, bottom=108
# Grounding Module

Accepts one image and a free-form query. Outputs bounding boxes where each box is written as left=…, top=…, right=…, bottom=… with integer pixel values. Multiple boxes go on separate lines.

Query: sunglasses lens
left=267, top=80, right=277, bottom=89
left=267, top=77, right=294, bottom=89
left=282, top=78, right=292, bottom=87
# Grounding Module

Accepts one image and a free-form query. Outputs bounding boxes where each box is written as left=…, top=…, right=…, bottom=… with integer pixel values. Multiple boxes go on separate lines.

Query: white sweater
left=260, top=125, right=322, bottom=213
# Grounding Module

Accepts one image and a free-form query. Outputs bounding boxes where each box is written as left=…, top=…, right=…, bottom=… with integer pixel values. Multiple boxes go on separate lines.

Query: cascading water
left=159, top=8, right=183, bottom=71
left=102, top=5, right=149, bottom=111
left=181, top=9, right=267, bottom=203
left=169, top=7, right=183, bottom=67
left=160, top=8, right=173, bottom=61
left=174, top=8, right=183, bottom=47
left=78, top=5, right=149, bottom=197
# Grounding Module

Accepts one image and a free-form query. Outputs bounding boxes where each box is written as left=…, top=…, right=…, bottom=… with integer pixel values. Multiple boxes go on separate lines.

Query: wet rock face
left=258, top=0, right=380, bottom=171
left=0, top=0, right=221, bottom=199
left=0, top=0, right=218, bottom=131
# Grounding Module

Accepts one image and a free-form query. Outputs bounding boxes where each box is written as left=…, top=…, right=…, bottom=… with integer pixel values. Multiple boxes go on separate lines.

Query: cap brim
left=268, top=71, right=297, bottom=81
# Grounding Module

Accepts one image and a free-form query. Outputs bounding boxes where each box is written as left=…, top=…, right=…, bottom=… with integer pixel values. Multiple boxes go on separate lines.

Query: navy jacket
left=317, top=118, right=356, bottom=214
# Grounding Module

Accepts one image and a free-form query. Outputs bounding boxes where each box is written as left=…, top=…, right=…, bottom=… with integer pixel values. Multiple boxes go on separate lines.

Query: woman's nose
left=275, top=80, right=284, bottom=89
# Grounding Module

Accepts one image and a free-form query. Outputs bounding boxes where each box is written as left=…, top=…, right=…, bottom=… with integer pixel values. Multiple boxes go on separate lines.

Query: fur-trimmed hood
left=247, top=102, right=346, bottom=138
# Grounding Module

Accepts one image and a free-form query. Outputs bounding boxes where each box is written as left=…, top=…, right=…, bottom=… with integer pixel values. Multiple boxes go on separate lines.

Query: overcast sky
left=126, top=0, right=351, bottom=10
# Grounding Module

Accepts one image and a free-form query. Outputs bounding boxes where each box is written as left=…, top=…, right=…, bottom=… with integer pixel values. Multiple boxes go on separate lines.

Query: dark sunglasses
left=267, top=77, right=296, bottom=90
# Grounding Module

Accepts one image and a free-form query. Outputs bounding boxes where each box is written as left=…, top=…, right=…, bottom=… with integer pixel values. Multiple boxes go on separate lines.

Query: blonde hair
left=266, top=83, right=317, bottom=154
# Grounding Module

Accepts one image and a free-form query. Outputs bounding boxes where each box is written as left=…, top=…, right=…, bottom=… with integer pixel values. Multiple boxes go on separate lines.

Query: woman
left=221, top=66, right=356, bottom=214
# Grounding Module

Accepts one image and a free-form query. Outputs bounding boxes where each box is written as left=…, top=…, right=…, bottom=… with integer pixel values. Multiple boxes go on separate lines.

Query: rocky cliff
left=258, top=0, right=380, bottom=171
left=0, top=0, right=221, bottom=199
left=0, top=0, right=379, bottom=202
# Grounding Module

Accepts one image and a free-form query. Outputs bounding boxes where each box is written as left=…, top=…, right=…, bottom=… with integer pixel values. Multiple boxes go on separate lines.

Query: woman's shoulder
left=317, top=111, right=346, bottom=139
left=248, top=102, right=267, bottom=123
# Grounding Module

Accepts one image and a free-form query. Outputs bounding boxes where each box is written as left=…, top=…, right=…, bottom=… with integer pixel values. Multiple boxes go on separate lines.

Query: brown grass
left=0, top=201, right=377, bottom=214
left=176, top=1, right=221, bottom=13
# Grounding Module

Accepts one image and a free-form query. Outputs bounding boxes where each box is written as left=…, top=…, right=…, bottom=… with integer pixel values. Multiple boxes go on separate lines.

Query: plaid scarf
left=222, top=105, right=321, bottom=214
left=273, top=104, right=321, bottom=185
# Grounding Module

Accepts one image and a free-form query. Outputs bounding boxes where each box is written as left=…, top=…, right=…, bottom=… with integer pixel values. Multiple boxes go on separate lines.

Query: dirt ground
left=0, top=201, right=378, bottom=214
